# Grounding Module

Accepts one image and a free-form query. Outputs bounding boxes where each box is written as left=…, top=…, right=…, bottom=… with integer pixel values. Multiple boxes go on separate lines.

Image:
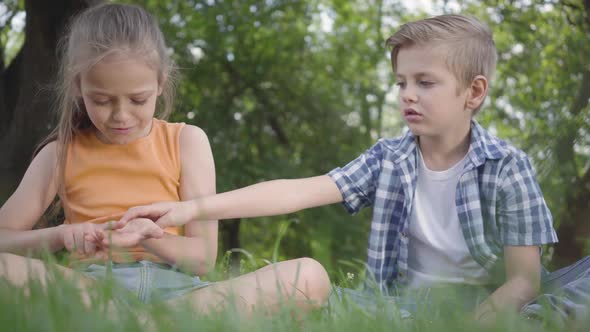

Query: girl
left=0, top=3, right=330, bottom=313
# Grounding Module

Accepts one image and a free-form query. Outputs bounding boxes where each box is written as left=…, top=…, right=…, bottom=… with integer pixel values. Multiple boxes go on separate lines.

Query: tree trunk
left=551, top=0, right=590, bottom=265
left=554, top=164, right=590, bottom=266
left=0, top=0, right=102, bottom=202
left=220, top=218, right=241, bottom=276
left=551, top=26, right=590, bottom=265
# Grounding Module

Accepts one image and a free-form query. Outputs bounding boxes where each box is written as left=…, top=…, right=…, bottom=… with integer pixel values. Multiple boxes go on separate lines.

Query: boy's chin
left=405, top=123, right=429, bottom=136
left=406, top=125, right=443, bottom=141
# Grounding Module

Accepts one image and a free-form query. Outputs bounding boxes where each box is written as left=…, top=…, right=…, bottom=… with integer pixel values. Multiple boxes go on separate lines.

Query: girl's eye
left=92, top=100, right=110, bottom=106
left=419, top=81, right=434, bottom=87
left=395, top=81, right=406, bottom=88
left=131, top=99, right=148, bottom=105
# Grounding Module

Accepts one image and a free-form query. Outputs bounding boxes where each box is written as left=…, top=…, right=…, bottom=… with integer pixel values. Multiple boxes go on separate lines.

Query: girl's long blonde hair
left=35, top=3, right=177, bottom=224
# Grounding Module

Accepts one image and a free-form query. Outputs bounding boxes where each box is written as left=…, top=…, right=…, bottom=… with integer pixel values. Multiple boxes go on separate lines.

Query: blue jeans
left=329, top=283, right=490, bottom=319
left=83, top=260, right=210, bottom=303
left=522, top=255, right=590, bottom=323
left=330, top=256, right=590, bottom=321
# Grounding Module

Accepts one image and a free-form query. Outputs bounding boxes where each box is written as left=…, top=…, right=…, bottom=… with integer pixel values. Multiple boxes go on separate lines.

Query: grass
left=1, top=252, right=589, bottom=332
left=2, top=225, right=588, bottom=331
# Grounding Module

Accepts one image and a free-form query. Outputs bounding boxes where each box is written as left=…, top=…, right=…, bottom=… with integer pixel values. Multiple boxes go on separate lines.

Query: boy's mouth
left=403, top=108, right=423, bottom=123
left=403, top=109, right=422, bottom=116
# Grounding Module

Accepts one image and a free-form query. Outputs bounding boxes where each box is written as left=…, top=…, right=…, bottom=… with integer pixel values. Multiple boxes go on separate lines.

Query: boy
left=119, top=15, right=559, bottom=321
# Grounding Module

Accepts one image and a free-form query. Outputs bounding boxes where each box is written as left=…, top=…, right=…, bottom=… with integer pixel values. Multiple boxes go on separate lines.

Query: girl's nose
left=111, top=102, right=130, bottom=122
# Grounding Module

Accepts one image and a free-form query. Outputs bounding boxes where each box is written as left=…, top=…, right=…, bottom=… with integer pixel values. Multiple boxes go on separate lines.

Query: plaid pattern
left=328, top=121, right=558, bottom=293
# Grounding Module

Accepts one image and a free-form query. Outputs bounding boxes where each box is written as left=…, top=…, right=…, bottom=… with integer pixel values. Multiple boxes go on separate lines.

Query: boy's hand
left=120, top=201, right=198, bottom=228
left=100, top=218, right=165, bottom=248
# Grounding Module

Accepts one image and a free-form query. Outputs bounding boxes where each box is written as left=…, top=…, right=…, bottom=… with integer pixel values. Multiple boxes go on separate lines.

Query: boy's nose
left=401, top=88, right=418, bottom=103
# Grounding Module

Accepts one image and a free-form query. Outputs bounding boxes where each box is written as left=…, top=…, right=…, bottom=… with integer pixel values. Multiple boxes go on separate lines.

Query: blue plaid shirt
left=328, top=121, right=558, bottom=293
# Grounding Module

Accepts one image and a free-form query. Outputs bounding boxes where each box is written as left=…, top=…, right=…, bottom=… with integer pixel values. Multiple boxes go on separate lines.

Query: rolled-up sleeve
left=497, top=155, right=559, bottom=246
left=327, top=141, right=384, bottom=214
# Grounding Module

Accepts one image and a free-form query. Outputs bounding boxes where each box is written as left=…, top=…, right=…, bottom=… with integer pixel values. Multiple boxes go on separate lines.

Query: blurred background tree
left=0, top=0, right=103, bottom=197
left=0, top=0, right=587, bottom=282
left=457, top=0, right=590, bottom=266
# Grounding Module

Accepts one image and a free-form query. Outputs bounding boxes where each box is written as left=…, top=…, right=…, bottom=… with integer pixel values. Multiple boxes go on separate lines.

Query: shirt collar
left=384, top=120, right=507, bottom=166
left=467, top=120, right=507, bottom=167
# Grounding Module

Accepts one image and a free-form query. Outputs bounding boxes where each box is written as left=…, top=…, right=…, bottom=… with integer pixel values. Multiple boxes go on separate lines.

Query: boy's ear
left=465, top=75, right=488, bottom=111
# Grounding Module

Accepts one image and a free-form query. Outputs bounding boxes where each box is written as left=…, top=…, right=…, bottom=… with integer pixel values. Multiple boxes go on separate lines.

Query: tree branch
left=222, top=59, right=291, bottom=147
left=0, top=0, right=104, bottom=175
left=561, top=0, right=583, bottom=11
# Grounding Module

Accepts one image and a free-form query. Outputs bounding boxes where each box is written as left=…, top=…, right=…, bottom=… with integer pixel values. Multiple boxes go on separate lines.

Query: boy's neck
left=417, top=123, right=471, bottom=171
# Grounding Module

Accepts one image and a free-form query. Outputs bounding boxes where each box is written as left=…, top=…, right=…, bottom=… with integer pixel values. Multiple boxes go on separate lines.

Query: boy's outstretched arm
left=121, top=175, right=343, bottom=228
left=473, top=245, right=541, bottom=323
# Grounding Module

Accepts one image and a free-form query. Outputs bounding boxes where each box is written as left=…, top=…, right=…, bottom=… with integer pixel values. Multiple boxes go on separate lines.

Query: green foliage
left=1, top=5, right=588, bottom=329
left=0, top=0, right=24, bottom=66
left=3, top=0, right=585, bottom=281
left=114, top=0, right=590, bottom=273
left=460, top=0, right=590, bottom=231
left=0, top=0, right=569, bottom=279
left=126, top=0, right=403, bottom=280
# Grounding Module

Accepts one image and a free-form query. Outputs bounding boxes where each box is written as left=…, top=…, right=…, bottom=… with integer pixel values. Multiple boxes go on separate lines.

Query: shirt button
left=401, top=231, right=407, bottom=238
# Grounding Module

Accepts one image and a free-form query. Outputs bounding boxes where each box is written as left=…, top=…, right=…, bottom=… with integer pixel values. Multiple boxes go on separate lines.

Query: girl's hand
left=60, top=221, right=120, bottom=256
left=101, top=218, right=165, bottom=248
left=119, top=201, right=198, bottom=228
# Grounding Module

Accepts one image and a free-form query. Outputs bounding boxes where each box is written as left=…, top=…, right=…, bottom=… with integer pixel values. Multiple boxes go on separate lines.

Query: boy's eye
left=418, top=80, right=434, bottom=87
left=395, top=81, right=406, bottom=88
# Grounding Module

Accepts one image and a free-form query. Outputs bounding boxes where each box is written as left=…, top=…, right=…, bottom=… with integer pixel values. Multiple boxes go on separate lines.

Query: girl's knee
left=0, top=253, right=45, bottom=268
left=0, top=253, right=27, bottom=268
left=0, top=253, right=34, bottom=285
left=0, top=254, right=49, bottom=283
left=292, top=257, right=331, bottom=303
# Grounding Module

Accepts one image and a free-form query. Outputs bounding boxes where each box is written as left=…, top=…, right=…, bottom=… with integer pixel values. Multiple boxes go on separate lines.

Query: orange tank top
left=63, top=118, right=185, bottom=264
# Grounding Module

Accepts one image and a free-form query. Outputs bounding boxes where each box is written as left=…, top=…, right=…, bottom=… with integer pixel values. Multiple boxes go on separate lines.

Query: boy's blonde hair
left=386, top=14, right=497, bottom=110
left=36, top=3, right=177, bottom=213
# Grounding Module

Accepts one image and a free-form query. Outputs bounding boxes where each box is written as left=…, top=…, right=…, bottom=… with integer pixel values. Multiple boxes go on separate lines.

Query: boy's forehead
left=394, top=44, right=450, bottom=76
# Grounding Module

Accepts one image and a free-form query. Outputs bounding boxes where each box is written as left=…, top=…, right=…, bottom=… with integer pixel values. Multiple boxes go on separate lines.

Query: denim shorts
left=83, top=260, right=210, bottom=303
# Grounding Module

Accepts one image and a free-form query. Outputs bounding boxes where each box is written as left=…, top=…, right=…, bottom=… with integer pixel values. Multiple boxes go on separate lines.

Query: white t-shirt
left=407, top=148, right=491, bottom=289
